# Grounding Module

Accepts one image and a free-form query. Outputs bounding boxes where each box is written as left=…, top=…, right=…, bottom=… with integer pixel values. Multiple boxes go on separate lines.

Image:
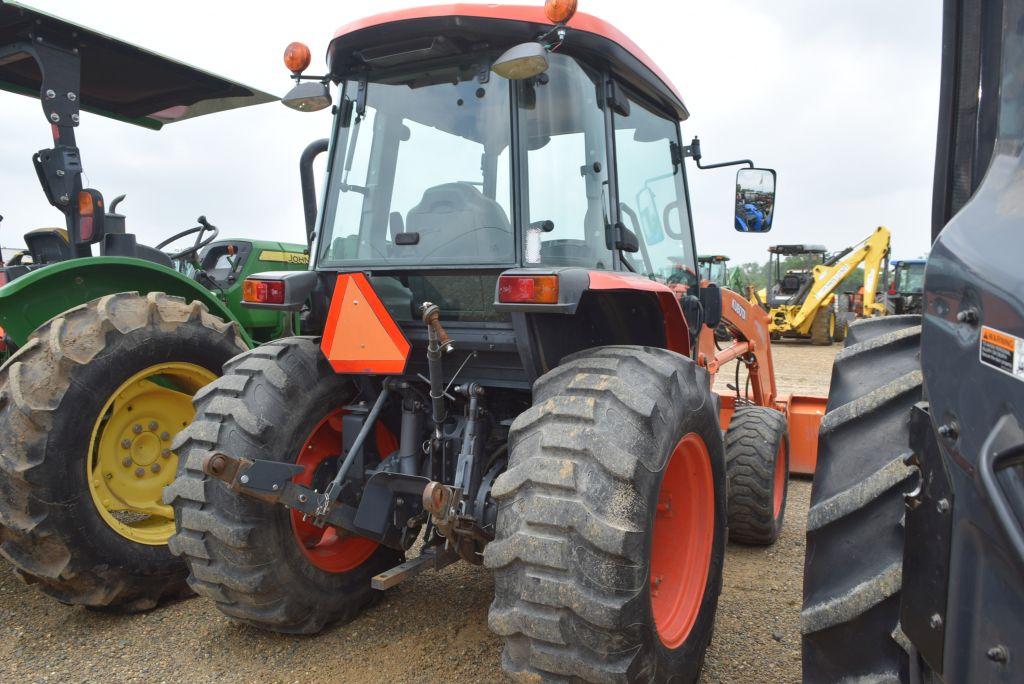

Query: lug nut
left=160, top=432, right=170, bottom=441
left=148, top=421, right=158, bottom=430
left=121, top=439, right=132, bottom=449
left=161, top=449, right=172, bottom=458
left=122, top=456, right=132, bottom=467
left=134, top=467, right=145, bottom=478
left=151, top=463, right=161, bottom=474
left=132, top=424, right=142, bottom=434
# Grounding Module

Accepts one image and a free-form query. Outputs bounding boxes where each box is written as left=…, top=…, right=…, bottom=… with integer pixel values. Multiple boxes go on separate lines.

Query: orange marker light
left=78, top=190, right=94, bottom=216
left=284, top=42, right=312, bottom=74
left=243, top=279, right=285, bottom=304
left=498, top=275, right=559, bottom=304
left=544, top=0, right=578, bottom=24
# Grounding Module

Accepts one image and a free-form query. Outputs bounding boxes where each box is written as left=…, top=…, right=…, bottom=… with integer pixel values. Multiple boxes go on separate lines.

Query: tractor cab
left=698, top=254, right=731, bottom=286
left=887, top=258, right=925, bottom=314
left=766, top=243, right=827, bottom=307
left=0, top=0, right=275, bottom=276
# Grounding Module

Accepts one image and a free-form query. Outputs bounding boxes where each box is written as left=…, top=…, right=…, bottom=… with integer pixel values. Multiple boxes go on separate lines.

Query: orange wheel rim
left=772, top=439, right=787, bottom=519
left=650, top=432, right=715, bottom=648
left=290, top=408, right=398, bottom=573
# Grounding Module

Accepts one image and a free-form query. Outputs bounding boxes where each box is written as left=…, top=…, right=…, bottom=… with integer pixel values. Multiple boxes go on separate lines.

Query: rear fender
left=0, top=256, right=252, bottom=347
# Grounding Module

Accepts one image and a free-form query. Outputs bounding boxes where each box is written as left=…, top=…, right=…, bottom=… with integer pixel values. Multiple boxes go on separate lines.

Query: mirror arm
left=680, top=136, right=755, bottom=171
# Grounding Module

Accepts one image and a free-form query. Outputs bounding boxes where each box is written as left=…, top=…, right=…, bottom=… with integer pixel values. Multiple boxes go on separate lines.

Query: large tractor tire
left=801, top=316, right=922, bottom=681
left=166, top=337, right=403, bottom=633
left=809, top=307, right=836, bottom=346
left=724, top=405, right=789, bottom=545
left=486, top=346, right=727, bottom=682
left=0, top=292, right=244, bottom=610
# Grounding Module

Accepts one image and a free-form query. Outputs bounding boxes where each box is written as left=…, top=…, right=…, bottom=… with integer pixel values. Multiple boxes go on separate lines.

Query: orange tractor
left=166, top=2, right=824, bottom=680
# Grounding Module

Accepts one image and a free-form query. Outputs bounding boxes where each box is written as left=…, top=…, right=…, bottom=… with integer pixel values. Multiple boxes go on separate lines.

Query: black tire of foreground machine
left=801, top=315, right=922, bottom=682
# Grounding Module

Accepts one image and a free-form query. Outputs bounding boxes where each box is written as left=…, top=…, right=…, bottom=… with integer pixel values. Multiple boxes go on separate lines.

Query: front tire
left=801, top=316, right=922, bottom=681
left=809, top=308, right=836, bottom=346
left=166, top=337, right=402, bottom=633
left=0, top=292, right=244, bottom=610
left=724, top=405, right=789, bottom=545
left=486, top=346, right=727, bottom=682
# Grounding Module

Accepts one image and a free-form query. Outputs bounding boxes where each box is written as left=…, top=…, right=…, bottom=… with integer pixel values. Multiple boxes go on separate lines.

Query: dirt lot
left=0, top=342, right=837, bottom=684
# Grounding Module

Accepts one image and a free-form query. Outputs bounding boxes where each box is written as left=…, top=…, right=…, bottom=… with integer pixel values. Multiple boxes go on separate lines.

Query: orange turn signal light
left=284, top=41, right=312, bottom=74
left=498, top=275, right=559, bottom=304
left=243, top=279, right=285, bottom=304
left=544, top=0, right=578, bottom=24
left=78, top=190, right=95, bottom=216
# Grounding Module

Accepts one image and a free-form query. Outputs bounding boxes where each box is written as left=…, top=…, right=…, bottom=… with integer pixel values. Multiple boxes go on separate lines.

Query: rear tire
left=166, top=337, right=402, bottom=634
left=833, top=316, right=849, bottom=343
left=486, top=346, right=727, bottom=682
left=809, top=308, right=836, bottom=346
left=0, top=292, right=244, bottom=610
left=801, top=316, right=922, bottom=681
left=724, top=406, right=789, bottom=545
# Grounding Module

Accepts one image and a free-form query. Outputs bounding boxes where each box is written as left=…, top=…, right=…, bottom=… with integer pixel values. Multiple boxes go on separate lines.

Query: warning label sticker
left=979, top=325, right=1024, bottom=381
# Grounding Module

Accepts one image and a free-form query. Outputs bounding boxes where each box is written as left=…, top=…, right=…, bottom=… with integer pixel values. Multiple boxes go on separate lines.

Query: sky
left=0, top=0, right=942, bottom=265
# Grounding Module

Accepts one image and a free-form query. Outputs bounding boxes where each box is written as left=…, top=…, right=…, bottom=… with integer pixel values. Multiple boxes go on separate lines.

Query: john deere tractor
left=0, top=2, right=308, bottom=611
left=163, top=3, right=829, bottom=682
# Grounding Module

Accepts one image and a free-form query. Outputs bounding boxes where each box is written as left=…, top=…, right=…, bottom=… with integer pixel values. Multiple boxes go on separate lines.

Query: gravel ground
left=0, top=342, right=837, bottom=683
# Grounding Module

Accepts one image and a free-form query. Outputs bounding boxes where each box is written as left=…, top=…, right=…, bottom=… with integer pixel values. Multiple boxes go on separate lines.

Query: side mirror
left=76, top=189, right=106, bottom=245
left=492, top=42, right=549, bottom=80
left=613, top=223, right=640, bottom=253
left=699, top=283, right=723, bottom=329
left=734, top=168, right=776, bottom=233
left=283, top=81, right=332, bottom=112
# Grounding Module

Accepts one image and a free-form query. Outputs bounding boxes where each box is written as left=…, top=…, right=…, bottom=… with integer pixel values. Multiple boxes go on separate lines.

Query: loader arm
left=790, top=225, right=891, bottom=332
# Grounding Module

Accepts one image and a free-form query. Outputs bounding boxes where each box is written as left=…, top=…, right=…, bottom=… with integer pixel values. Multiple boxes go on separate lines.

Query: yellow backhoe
left=750, top=225, right=891, bottom=344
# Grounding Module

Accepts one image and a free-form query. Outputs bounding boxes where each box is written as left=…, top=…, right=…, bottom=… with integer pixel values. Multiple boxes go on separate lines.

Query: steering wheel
left=155, top=216, right=219, bottom=262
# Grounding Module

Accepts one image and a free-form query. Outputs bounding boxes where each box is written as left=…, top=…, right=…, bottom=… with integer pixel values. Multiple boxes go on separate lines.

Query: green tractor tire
left=0, top=292, right=245, bottom=610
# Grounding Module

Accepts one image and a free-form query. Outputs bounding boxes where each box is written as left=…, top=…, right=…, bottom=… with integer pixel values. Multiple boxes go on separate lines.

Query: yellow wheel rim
left=87, top=362, right=216, bottom=545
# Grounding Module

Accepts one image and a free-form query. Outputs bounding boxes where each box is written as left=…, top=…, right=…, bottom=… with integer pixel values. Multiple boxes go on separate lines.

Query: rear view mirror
left=734, top=168, right=776, bottom=232
left=283, top=81, right=332, bottom=112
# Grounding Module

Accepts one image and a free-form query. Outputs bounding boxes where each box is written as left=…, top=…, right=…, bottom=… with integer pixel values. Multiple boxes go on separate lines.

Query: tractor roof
left=697, top=254, right=730, bottom=263
left=327, top=4, right=688, bottom=121
left=0, top=1, right=275, bottom=130
left=768, top=244, right=828, bottom=256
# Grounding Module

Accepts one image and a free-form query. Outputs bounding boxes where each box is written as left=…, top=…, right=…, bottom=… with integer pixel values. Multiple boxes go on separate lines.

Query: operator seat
left=22, top=228, right=72, bottom=264
left=404, top=182, right=511, bottom=260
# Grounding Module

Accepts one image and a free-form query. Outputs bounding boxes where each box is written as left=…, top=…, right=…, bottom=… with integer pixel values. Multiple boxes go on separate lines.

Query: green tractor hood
left=0, top=1, right=276, bottom=129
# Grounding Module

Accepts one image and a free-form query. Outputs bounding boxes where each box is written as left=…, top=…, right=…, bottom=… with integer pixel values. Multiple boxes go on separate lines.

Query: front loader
left=0, top=1, right=309, bottom=612
left=166, top=3, right=824, bottom=682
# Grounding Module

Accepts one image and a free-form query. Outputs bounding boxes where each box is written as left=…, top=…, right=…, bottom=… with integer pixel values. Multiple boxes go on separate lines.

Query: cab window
left=517, top=54, right=613, bottom=269
left=613, top=95, right=695, bottom=283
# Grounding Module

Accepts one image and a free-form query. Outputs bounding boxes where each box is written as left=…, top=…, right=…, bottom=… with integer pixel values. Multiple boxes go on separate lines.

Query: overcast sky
left=0, top=0, right=941, bottom=265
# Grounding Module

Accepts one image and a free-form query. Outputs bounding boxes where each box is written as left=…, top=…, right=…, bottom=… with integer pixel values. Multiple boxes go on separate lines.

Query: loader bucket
left=779, top=394, right=826, bottom=475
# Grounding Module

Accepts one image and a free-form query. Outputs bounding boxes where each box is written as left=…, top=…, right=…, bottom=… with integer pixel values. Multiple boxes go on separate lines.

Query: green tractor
left=0, top=2, right=308, bottom=611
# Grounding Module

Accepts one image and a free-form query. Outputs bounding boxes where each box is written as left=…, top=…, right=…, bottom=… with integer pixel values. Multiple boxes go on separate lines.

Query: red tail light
left=498, top=275, right=559, bottom=304
left=0, top=270, right=9, bottom=287
left=243, top=279, right=285, bottom=304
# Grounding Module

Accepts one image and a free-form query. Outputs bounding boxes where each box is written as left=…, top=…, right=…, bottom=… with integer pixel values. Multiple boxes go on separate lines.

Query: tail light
left=243, top=278, right=285, bottom=304
left=888, top=283, right=897, bottom=295
left=78, top=190, right=96, bottom=241
left=0, top=270, right=9, bottom=287
left=498, top=275, right=559, bottom=304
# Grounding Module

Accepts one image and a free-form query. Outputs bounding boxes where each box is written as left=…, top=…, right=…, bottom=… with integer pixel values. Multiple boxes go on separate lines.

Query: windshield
left=318, top=70, right=514, bottom=268
left=895, top=263, right=925, bottom=293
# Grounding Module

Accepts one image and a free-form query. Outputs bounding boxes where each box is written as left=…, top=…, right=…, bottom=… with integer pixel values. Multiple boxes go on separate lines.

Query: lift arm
left=790, top=226, right=891, bottom=331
